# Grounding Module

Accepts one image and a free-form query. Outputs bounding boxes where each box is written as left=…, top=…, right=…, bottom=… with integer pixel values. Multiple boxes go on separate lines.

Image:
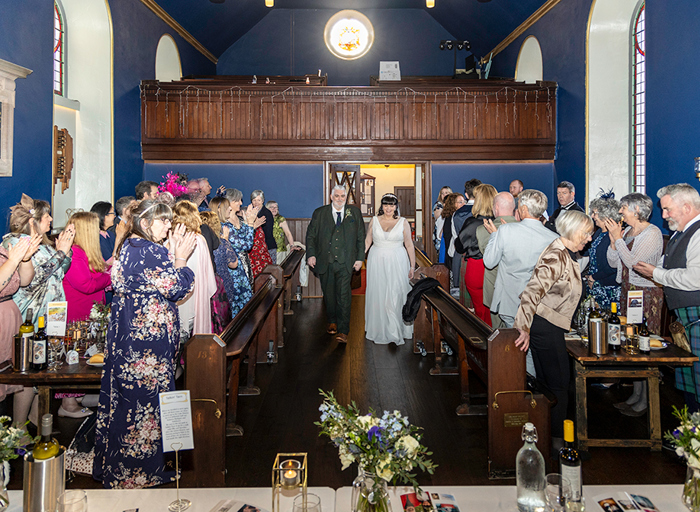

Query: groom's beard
left=332, top=200, right=346, bottom=210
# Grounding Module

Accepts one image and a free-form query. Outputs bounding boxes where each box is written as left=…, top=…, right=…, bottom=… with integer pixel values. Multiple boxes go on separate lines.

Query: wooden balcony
left=140, top=79, right=557, bottom=162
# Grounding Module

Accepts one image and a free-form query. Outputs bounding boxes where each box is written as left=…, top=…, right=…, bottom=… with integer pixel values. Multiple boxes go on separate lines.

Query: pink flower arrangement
left=158, top=172, right=189, bottom=197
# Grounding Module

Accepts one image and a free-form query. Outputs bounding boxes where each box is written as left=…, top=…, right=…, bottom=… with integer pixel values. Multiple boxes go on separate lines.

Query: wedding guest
left=251, top=190, right=276, bottom=262
left=606, top=192, right=663, bottom=417
left=210, top=197, right=246, bottom=319
left=0, top=232, right=39, bottom=409
left=63, top=212, right=111, bottom=322
left=584, top=194, right=622, bottom=311
left=7, top=194, right=87, bottom=423
left=90, top=201, right=117, bottom=263
left=514, top=210, right=593, bottom=450
left=433, top=186, right=452, bottom=252
left=266, top=200, right=300, bottom=264
left=93, top=199, right=196, bottom=489
left=438, top=193, right=462, bottom=265
left=546, top=181, right=584, bottom=233
left=221, top=190, right=256, bottom=316
left=135, top=180, right=159, bottom=200
left=455, top=184, right=497, bottom=326
left=172, top=201, right=217, bottom=339
left=200, top=210, right=232, bottom=334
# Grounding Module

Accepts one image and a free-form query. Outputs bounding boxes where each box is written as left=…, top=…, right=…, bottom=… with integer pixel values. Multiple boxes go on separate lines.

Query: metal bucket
left=23, top=448, right=66, bottom=512
left=14, top=334, right=32, bottom=373
left=588, top=318, right=608, bottom=355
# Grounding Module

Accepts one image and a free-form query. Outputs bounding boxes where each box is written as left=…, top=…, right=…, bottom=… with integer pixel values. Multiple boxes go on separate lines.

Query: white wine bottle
left=33, top=414, right=60, bottom=460
left=559, top=419, right=582, bottom=509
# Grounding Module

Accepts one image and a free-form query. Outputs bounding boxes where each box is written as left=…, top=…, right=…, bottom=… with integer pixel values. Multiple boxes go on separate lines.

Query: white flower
left=398, top=435, right=420, bottom=457
left=377, top=455, right=394, bottom=481
left=678, top=447, right=687, bottom=457
left=339, top=447, right=355, bottom=470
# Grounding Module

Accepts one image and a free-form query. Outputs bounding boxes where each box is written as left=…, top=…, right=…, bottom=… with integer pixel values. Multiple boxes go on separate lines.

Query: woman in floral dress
left=221, top=189, right=257, bottom=317
left=93, top=199, right=196, bottom=489
left=208, top=198, right=240, bottom=320
left=5, top=194, right=78, bottom=423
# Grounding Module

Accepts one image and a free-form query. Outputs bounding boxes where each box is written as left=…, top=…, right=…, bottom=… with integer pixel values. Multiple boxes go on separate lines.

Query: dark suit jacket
left=306, top=204, right=365, bottom=274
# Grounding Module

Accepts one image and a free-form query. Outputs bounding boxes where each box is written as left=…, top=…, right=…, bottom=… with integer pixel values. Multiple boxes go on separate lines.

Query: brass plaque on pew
left=503, top=412, right=529, bottom=428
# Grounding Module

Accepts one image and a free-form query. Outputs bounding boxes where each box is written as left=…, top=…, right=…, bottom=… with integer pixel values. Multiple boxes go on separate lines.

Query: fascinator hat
left=9, top=193, right=50, bottom=237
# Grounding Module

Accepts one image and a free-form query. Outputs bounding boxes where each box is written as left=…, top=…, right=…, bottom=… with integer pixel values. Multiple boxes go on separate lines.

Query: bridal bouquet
left=316, top=389, right=436, bottom=488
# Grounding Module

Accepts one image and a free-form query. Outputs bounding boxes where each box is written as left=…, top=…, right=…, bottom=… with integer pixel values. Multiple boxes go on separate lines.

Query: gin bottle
left=516, top=422, right=546, bottom=512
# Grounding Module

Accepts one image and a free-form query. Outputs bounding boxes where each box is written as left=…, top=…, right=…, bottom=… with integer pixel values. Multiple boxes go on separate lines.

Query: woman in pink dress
left=63, top=212, right=112, bottom=322
left=0, top=234, right=40, bottom=405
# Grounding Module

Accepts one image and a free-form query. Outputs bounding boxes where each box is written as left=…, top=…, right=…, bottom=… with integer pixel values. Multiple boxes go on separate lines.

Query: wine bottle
left=639, top=316, right=651, bottom=354
left=607, top=302, right=621, bottom=352
left=19, top=307, right=34, bottom=340
left=32, top=414, right=60, bottom=460
left=559, top=419, right=582, bottom=508
left=32, top=316, right=48, bottom=371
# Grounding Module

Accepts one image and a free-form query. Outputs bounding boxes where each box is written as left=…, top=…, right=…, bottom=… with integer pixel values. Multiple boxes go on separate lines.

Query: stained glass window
left=324, top=10, right=374, bottom=61
left=632, top=3, right=645, bottom=193
left=54, top=2, right=65, bottom=96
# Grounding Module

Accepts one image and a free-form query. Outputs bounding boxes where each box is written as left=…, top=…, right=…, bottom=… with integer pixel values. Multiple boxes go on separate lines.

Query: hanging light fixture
left=265, top=0, right=273, bottom=6
left=426, top=0, right=435, bottom=7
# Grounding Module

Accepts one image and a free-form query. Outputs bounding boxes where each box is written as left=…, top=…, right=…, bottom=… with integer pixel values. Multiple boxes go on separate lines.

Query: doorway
left=325, top=162, right=429, bottom=251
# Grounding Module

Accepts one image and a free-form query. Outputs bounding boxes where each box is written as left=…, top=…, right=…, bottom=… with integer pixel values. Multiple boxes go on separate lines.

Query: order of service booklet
left=594, top=492, right=659, bottom=512
left=400, top=491, right=461, bottom=512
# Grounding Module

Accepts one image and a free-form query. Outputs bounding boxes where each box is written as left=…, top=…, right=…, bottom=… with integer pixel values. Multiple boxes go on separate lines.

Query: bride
left=364, top=193, right=415, bottom=345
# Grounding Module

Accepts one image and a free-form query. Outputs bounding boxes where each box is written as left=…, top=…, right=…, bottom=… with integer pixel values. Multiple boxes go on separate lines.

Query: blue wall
left=218, top=9, right=459, bottom=86
left=432, top=163, right=556, bottom=209
left=645, top=0, right=700, bottom=208
left=488, top=0, right=591, bottom=216
left=0, top=0, right=54, bottom=231
left=143, top=163, right=323, bottom=218
left=111, top=0, right=215, bottom=201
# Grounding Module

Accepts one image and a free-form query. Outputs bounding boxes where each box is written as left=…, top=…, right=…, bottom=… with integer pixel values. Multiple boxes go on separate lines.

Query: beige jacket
left=514, top=238, right=582, bottom=333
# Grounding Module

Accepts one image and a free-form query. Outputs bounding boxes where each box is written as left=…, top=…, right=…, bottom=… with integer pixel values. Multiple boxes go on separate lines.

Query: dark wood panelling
left=141, top=80, right=557, bottom=162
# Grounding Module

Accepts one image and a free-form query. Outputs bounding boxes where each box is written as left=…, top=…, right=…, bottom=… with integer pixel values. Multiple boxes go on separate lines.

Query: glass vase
left=0, top=461, right=10, bottom=511
left=351, top=468, right=391, bottom=512
left=684, top=464, right=700, bottom=511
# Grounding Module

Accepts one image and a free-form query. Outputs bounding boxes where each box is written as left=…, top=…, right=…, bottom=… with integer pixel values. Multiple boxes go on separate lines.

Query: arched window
left=53, top=1, right=65, bottom=96
left=632, top=2, right=645, bottom=193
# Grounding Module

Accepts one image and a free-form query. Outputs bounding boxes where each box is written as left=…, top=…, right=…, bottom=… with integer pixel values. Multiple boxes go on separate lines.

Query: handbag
left=351, top=269, right=362, bottom=290
left=64, top=414, right=97, bottom=476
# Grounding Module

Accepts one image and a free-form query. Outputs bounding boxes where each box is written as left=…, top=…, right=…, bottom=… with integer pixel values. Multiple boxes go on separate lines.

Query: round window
left=324, top=10, right=374, bottom=61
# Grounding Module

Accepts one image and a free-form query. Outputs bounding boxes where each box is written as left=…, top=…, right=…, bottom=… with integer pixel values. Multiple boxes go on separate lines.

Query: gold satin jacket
left=514, top=238, right=582, bottom=333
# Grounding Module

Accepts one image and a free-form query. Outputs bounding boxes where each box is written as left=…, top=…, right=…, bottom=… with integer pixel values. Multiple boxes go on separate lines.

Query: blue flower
left=368, top=426, right=382, bottom=444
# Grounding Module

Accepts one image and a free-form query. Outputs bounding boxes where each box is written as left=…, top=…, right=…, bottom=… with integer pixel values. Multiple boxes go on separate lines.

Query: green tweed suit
left=306, top=203, right=366, bottom=335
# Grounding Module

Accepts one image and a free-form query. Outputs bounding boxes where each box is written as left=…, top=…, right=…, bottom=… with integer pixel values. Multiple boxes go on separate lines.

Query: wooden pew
left=413, top=244, right=449, bottom=355
left=280, top=248, right=306, bottom=317
left=411, top=276, right=552, bottom=478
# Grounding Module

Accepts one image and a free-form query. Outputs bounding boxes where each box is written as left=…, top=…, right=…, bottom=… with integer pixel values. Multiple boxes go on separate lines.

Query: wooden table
left=0, top=360, right=102, bottom=419
left=566, top=339, right=697, bottom=451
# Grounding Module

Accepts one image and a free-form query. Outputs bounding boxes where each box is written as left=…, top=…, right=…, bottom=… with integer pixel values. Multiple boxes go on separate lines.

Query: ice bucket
left=23, top=447, right=66, bottom=512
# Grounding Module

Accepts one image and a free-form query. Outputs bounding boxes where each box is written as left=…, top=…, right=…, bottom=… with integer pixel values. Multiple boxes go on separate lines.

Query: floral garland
left=158, top=172, right=189, bottom=198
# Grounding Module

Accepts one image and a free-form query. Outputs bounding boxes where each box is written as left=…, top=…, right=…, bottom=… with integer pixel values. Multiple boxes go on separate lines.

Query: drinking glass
left=544, top=473, right=571, bottom=512
left=293, top=493, right=322, bottom=512
left=57, top=490, right=87, bottom=512
left=47, top=337, right=64, bottom=372
left=624, top=325, right=639, bottom=355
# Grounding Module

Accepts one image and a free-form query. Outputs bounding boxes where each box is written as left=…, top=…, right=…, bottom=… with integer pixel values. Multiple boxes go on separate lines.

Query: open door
left=329, top=163, right=361, bottom=205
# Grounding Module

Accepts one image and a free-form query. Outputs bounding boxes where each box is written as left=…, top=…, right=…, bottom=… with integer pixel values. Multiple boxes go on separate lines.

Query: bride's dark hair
left=378, top=194, right=399, bottom=219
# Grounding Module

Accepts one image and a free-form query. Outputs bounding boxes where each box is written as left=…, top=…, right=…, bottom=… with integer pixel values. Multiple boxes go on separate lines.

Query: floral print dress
left=92, top=237, right=194, bottom=489
left=222, top=221, right=254, bottom=317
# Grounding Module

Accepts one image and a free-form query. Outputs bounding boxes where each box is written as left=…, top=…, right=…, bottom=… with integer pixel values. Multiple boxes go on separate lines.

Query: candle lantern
left=272, top=453, right=307, bottom=512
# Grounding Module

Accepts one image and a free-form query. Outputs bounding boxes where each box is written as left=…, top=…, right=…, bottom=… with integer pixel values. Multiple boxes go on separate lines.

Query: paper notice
left=159, top=390, right=194, bottom=452
left=627, top=289, right=644, bottom=325
left=46, top=301, right=68, bottom=336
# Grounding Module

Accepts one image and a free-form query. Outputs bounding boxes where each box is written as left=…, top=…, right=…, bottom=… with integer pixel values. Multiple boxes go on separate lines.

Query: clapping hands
left=56, top=224, right=75, bottom=253
left=9, top=234, right=42, bottom=264
left=169, top=224, right=196, bottom=263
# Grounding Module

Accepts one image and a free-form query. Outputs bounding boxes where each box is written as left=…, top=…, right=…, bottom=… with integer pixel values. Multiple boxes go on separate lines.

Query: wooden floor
left=10, top=296, right=688, bottom=489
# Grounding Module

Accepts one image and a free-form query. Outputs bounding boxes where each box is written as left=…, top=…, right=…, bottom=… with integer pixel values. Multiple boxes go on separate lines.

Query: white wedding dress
left=365, top=217, right=413, bottom=345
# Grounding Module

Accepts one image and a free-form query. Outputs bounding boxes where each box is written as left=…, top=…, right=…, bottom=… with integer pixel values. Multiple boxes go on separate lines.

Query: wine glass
left=293, top=493, right=322, bottom=512
left=57, top=490, right=87, bottom=512
left=47, top=337, right=64, bottom=372
left=544, top=473, right=571, bottom=512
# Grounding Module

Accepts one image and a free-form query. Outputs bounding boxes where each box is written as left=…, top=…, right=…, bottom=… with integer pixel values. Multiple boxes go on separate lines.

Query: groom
left=306, top=185, right=365, bottom=344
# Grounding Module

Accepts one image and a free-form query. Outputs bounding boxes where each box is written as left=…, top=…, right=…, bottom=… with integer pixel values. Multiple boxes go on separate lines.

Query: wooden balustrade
left=141, top=79, right=557, bottom=162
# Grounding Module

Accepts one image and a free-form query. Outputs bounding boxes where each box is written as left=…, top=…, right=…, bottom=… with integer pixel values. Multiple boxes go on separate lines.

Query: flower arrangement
left=316, top=389, right=436, bottom=488
left=0, top=416, right=33, bottom=462
left=665, top=405, right=700, bottom=510
left=89, top=301, right=111, bottom=337
left=158, top=172, right=189, bottom=198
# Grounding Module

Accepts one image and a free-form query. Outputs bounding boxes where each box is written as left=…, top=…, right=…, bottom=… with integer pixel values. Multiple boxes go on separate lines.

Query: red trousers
left=464, top=257, right=491, bottom=326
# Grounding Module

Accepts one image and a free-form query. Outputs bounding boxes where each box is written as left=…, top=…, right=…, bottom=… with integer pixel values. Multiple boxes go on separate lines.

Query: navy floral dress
left=93, top=238, right=194, bottom=489
left=213, top=236, right=239, bottom=319
left=222, top=221, right=254, bottom=317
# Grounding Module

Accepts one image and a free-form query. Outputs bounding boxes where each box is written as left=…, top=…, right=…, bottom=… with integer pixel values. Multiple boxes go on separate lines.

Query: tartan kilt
left=675, top=306, right=700, bottom=400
